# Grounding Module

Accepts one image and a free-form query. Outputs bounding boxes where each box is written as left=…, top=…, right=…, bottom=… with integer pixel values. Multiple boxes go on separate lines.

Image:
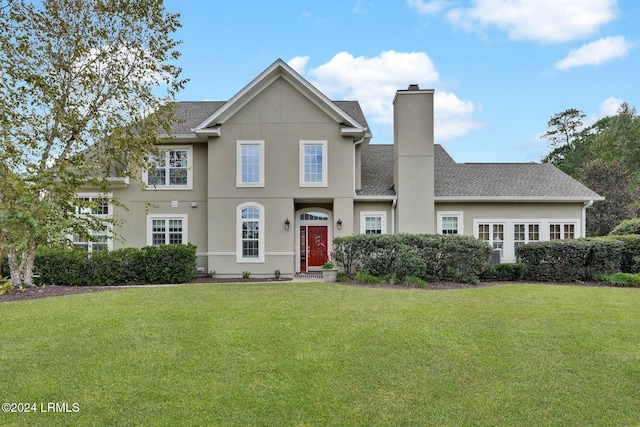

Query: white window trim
left=236, top=140, right=265, bottom=187
left=72, top=193, right=114, bottom=251
left=146, top=214, right=188, bottom=246
left=473, top=219, right=580, bottom=263
left=549, top=223, right=577, bottom=240
left=437, top=211, right=463, bottom=235
left=143, top=146, right=193, bottom=190
left=299, top=140, right=328, bottom=187
left=236, top=202, right=265, bottom=263
left=360, top=211, right=388, bottom=234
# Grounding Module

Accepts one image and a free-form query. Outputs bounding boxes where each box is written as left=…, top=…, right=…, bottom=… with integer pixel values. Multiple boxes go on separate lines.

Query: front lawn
left=1, top=283, right=639, bottom=426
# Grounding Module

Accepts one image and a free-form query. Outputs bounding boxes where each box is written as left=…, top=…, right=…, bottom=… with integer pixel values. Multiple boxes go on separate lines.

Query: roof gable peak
left=193, top=59, right=366, bottom=134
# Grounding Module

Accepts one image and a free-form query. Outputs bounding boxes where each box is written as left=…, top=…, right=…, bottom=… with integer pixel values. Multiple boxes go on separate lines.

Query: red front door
left=300, top=225, right=328, bottom=271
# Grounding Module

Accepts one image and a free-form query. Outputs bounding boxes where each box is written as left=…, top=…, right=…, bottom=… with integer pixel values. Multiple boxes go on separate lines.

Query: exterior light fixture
left=336, top=218, right=342, bottom=230
left=284, top=218, right=290, bottom=230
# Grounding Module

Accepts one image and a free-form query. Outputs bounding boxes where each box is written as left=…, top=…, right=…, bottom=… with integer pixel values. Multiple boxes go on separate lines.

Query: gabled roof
left=192, top=59, right=369, bottom=137
left=359, top=144, right=604, bottom=201
left=163, top=100, right=368, bottom=140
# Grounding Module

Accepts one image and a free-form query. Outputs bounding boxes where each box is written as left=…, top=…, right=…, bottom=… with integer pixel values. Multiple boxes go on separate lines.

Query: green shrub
left=596, top=273, right=640, bottom=287
left=333, top=234, right=492, bottom=283
left=481, top=263, right=527, bottom=281
left=336, top=272, right=349, bottom=282
left=609, top=218, right=640, bottom=235
left=403, top=275, right=427, bottom=288
left=600, top=235, right=640, bottom=273
left=34, top=244, right=197, bottom=286
left=34, top=246, right=90, bottom=286
left=355, top=271, right=383, bottom=284
left=518, top=238, right=622, bottom=282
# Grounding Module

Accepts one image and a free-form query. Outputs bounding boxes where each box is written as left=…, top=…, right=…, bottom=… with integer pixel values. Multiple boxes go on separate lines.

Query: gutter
left=582, top=200, right=594, bottom=237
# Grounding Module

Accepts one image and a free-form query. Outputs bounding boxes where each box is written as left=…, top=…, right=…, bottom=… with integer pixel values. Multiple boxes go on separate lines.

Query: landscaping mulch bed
left=0, top=278, right=605, bottom=303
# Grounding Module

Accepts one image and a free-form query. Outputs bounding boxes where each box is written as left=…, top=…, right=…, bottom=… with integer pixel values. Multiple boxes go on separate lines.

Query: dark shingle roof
left=358, top=144, right=602, bottom=200
left=167, top=101, right=226, bottom=135
left=166, top=100, right=367, bottom=135
left=333, top=101, right=369, bottom=130
left=358, top=144, right=395, bottom=196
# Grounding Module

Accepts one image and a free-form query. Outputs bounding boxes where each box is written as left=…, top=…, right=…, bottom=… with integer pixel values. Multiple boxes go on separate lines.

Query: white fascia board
left=192, top=126, right=221, bottom=138
left=341, top=127, right=371, bottom=138
left=354, top=195, right=397, bottom=201
left=434, top=196, right=605, bottom=202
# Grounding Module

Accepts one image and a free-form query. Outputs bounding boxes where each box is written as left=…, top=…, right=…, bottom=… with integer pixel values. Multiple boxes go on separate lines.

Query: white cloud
left=446, top=0, right=618, bottom=43
left=555, top=36, right=633, bottom=70
left=584, top=96, right=625, bottom=126
left=406, top=0, right=449, bottom=15
left=297, top=51, right=482, bottom=141
left=287, top=56, right=310, bottom=74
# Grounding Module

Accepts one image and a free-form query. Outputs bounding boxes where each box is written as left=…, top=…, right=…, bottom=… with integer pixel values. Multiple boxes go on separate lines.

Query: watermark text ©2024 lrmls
left=2, top=402, right=80, bottom=413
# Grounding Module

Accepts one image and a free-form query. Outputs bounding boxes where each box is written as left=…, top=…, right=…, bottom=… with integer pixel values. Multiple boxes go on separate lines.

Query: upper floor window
left=299, top=140, right=328, bottom=187
left=236, top=203, right=265, bottom=263
left=144, top=146, right=193, bottom=190
left=237, top=140, right=264, bottom=187
left=75, top=196, right=110, bottom=216
left=360, top=211, right=387, bottom=234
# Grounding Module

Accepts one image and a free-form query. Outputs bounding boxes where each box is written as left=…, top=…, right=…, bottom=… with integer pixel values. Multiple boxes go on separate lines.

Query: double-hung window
left=72, top=194, right=112, bottom=252
left=237, top=140, right=264, bottom=187
left=360, top=212, right=387, bottom=234
left=237, top=203, right=265, bottom=263
left=147, top=215, right=187, bottom=246
left=299, top=140, right=328, bottom=187
left=145, top=147, right=193, bottom=189
left=438, top=212, right=463, bottom=235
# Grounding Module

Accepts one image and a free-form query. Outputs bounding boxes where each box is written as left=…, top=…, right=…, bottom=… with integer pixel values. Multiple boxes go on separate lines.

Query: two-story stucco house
left=79, top=59, right=603, bottom=278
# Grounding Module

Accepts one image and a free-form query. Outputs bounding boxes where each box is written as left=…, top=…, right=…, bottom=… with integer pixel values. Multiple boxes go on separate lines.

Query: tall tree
left=0, top=0, right=186, bottom=286
left=591, top=103, right=640, bottom=182
left=580, top=159, right=640, bottom=236
left=541, top=108, right=591, bottom=177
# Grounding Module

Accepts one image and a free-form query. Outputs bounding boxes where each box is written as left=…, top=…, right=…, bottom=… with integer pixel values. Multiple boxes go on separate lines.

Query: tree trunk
left=6, top=244, right=37, bottom=287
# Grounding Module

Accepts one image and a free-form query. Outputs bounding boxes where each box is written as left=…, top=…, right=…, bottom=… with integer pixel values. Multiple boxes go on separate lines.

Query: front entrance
left=296, top=209, right=332, bottom=272
left=299, top=225, right=328, bottom=272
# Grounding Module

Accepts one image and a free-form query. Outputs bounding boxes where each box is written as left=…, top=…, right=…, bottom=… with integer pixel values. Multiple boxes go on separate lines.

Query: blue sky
left=165, top=0, right=639, bottom=163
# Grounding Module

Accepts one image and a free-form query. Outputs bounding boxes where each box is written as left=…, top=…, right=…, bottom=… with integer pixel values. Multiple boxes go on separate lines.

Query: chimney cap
left=407, top=84, right=420, bottom=90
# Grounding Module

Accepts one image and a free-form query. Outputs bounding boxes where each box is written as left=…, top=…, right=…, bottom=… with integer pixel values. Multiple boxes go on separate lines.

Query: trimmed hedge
left=600, top=235, right=640, bottom=274
left=34, top=244, right=197, bottom=286
left=517, top=238, right=623, bottom=282
left=333, top=234, right=492, bottom=283
left=480, top=263, right=527, bottom=281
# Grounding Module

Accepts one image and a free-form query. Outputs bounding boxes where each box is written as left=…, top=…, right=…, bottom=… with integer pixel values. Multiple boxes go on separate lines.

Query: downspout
left=391, top=197, right=397, bottom=235
left=352, top=132, right=366, bottom=197
left=582, top=200, right=594, bottom=237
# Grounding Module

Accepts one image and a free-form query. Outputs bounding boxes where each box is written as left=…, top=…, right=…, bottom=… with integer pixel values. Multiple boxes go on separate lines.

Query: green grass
left=1, top=283, right=639, bottom=426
